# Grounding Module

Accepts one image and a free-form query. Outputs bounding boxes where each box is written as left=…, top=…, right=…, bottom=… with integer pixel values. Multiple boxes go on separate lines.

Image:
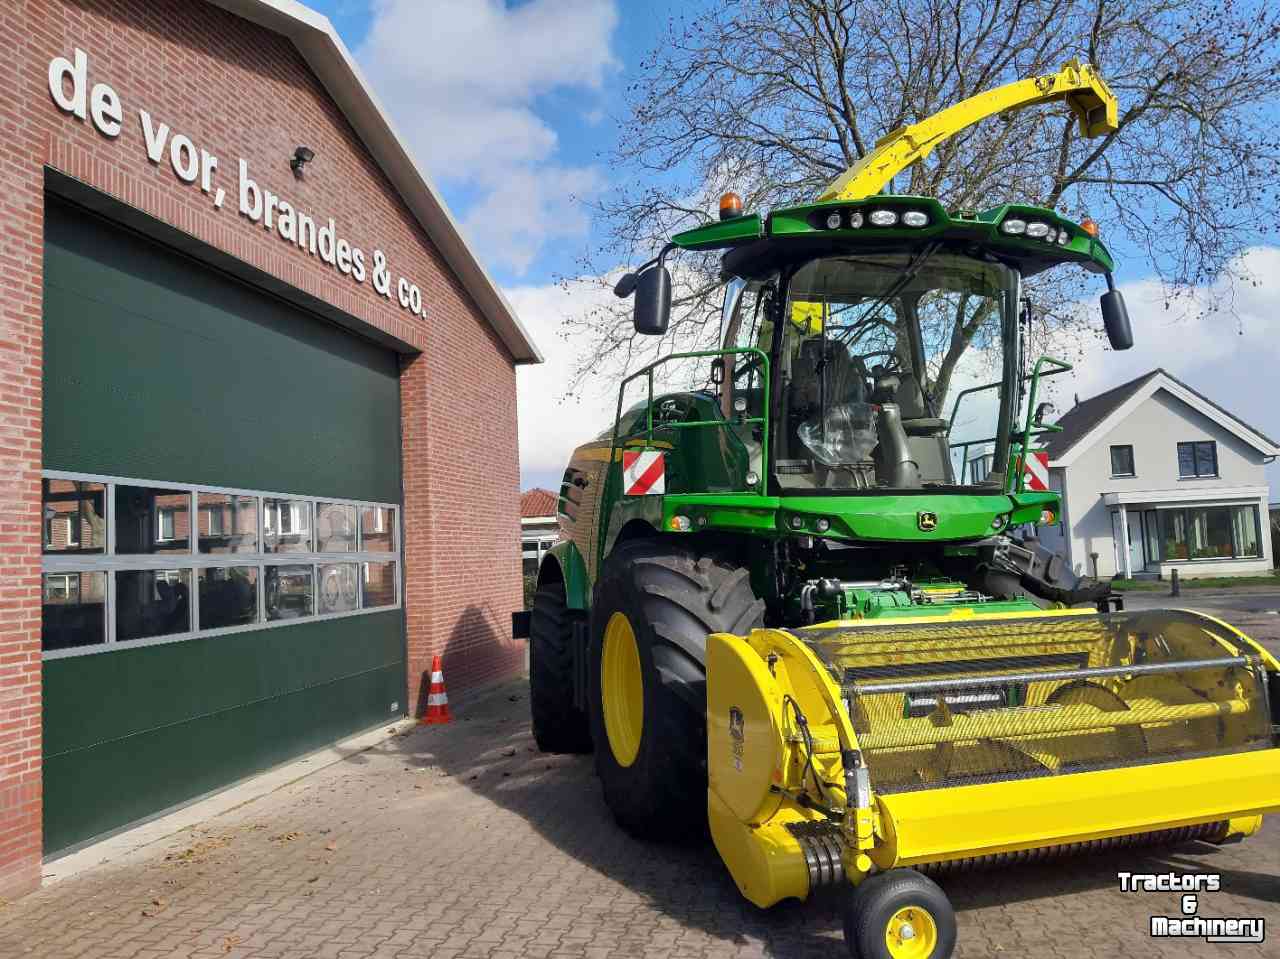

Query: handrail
left=602, top=347, right=771, bottom=521
left=1016, top=356, right=1073, bottom=491
left=946, top=363, right=1070, bottom=485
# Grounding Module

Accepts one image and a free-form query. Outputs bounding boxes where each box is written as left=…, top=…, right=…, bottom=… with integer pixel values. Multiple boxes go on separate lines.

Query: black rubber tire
left=843, top=869, right=956, bottom=959
left=588, top=539, right=764, bottom=839
left=529, top=581, right=592, bottom=754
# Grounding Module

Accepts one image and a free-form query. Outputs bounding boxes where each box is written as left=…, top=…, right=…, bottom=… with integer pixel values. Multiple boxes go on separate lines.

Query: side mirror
left=633, top=265, right=672, bottom=336
left=1033, top=401, right=1054, bottom=426
left=709, top=357, right=725, bottom=385
left=613, top=272, right=639, bottom=298
left=1100, top=281, right=1133, bottom=350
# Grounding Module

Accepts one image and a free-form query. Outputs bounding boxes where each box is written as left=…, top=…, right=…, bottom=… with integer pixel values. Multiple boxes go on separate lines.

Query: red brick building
left=1, top=0, right=539, bottom=897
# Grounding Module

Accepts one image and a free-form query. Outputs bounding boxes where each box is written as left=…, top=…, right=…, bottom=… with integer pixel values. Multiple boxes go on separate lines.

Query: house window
left=1109, top=445, right=1135, bottom=477
left=156, top=508, right=177, bottom=542
left=1177, top=441, right=1218, bottom=478
left=1157, top=504, right=1260, bottom=561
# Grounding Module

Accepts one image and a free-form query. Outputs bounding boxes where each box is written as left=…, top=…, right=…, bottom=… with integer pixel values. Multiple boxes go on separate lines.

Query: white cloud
left=1049, top=246, right=1280, bottom=495
left=513, top=248, right=1280, bottom=493
left=463, top=166, right=607, bottom=276
left=357, top=0, right=618, bottom=273
left=510, top=277, right=619, bottom=479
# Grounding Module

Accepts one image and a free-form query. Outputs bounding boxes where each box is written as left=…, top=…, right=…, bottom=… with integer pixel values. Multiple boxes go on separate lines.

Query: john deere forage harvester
left=513, top=60, right=1280, bottom=959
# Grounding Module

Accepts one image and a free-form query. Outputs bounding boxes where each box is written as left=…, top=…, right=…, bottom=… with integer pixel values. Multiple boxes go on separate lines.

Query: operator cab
left=721, top=251, right=1019, bottom=494
left=614, top=194, right=1134, bottom=499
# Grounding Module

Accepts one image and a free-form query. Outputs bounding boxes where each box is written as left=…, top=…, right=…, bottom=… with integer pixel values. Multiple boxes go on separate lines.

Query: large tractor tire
left=588, top=540, right=765, bottom=839
left=529, top=581, right=592, bottom=754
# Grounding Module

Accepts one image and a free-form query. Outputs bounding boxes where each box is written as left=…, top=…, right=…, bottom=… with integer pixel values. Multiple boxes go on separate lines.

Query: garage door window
left=41, top=471, right=400, bottom=657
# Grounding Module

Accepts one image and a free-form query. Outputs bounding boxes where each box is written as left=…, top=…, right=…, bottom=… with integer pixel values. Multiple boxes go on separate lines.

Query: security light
left=291, top=145, right=316, bottom=176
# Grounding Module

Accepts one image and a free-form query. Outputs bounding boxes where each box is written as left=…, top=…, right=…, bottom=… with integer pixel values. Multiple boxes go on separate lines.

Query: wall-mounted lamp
left=291, top=145, right=316, bottom=177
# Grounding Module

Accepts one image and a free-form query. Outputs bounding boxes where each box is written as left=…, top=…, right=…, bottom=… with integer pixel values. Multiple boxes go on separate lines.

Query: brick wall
left=0, top=0, right=526, bottom=896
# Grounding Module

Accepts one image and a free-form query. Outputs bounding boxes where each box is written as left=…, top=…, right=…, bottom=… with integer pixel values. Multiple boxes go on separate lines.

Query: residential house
left=521, top=488, right=560, bottom=574
left=1037, top=370, right=1277, bottom=579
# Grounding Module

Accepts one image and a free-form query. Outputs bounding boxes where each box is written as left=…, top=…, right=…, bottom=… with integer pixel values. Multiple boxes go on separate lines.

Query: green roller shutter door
left=41, top=197, right=407, bottom=854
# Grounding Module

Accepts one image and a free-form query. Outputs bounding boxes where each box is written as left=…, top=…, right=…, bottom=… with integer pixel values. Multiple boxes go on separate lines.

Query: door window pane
left=316, top=503, right=357, bottom=552
left=318, top=563, right=359, bottom=614
left=1232, top=506, right=1260, bottom=558
left=198, top=493, right=259, bottom=553
left=42, top=571, right=106, bottom=650
left=266, top=564, right=313, bottom=620
left=1143, top=510, right=1160, bottom=562
left=360, top=506, right=394, bottom=552
left=1161, top=510, right=1189, bottom=560
left=198, top=567, right=259, bottom=629
left=1188, top=507, right=1233, bottom=559
left=116, top=569, right=191, bottom=642
left=362, top=561, right=396, bottom=608
left=42, top=480, right=106, bottom=553
left=263, top=499, right=312, bottom=553
left=116, top=486, right=191, bottom=554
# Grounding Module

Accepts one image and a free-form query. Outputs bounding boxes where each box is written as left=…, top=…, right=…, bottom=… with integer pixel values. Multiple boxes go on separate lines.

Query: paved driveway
left=0, top=682, right=1275, bottom=959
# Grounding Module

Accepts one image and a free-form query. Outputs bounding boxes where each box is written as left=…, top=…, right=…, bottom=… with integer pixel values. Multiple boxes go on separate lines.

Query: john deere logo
left=917, top=511, right=938, bottom=532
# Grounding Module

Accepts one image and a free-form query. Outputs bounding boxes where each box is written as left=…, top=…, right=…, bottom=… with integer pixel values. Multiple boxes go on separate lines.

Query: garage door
left=40, top=197, right=407, bottom=854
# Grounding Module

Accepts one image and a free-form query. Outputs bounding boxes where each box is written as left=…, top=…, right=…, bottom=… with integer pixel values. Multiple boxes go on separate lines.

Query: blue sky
left=308, top=0, right=686, bottom=287
left=305, top=1, right=1279, bottom=499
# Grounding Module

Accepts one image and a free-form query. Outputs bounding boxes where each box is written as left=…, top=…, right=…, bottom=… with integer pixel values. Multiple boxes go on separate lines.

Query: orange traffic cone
left=421, top=654, right=452, bottom=725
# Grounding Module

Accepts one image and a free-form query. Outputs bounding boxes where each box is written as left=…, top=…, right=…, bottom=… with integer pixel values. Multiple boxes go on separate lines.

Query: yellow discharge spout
left=818, top=59, right=1118, bottom=202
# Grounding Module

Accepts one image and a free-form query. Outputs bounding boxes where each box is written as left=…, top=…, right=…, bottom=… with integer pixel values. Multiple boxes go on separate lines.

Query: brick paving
left=0, top=679, right=1275, bottom=959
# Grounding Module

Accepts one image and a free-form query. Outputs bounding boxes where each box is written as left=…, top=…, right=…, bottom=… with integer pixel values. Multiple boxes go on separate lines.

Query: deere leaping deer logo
left=917, top=511, right=938, bottom=532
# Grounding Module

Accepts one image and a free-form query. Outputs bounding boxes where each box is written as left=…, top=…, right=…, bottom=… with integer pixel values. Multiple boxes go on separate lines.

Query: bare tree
left=566, top=0, right=1280, bottom=412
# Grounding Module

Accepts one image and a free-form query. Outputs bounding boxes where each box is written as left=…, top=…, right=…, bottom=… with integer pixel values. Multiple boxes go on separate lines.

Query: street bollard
left=1171, top=568, right=1180, bottom=597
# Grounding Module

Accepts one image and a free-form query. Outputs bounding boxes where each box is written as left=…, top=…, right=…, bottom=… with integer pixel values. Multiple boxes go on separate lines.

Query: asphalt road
left=1117, top=586, right=1280, bottom=655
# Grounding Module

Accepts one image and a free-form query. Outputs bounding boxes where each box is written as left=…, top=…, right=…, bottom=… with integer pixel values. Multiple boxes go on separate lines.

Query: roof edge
left=1049, top=368, right=1280, bottom=467
left=205, top=0, right=542, bottom=364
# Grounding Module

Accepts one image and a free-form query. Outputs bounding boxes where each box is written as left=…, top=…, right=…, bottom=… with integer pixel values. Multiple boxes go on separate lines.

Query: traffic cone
left=421, top=654, right=452, bottom=725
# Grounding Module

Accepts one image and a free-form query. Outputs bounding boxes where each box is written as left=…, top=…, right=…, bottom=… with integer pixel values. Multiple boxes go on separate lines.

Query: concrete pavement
left=0, top=676, right=1275, bottom=958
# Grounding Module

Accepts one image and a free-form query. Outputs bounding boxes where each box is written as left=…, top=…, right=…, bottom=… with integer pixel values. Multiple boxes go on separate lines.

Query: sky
left=307, top=0, right=1280, bottom=501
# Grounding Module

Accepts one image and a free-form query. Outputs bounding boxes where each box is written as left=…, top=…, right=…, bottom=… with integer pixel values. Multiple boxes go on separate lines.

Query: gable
left=1048, top=370, right=1279, bottom=467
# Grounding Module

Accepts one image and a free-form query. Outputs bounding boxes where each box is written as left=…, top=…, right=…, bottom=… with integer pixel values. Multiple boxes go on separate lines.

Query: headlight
left=825, top=211, right=843, bottom=230
left=901, top=210, right=928, bottom=228
left=848, top=211, right=864, bottom=228
left=789, top=516, right=804, bottom=530
left=815, top=518, right=831, bottom=532
left=1001, top=218, right=1027, bottom=235
left=1043, top=227, right=1058, bottom=243
left=869, top=209, right=898, bottom=227
left=1057, top=231, right=1070, bottom=246
left=733, top=396, right=748, bottom=412
left=1025, top=221, right=1050, bottom=238
left=746, top=471, right=759, bottom=487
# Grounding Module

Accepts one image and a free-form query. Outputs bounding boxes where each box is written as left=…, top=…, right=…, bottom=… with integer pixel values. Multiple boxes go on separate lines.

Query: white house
left=1037, top=369, right=1278, bottom=579
left=520, top=488, right=560, bottom=575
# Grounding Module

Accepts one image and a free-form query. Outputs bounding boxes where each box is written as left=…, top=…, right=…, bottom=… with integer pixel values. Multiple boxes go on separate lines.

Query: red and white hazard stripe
left=428, top=666, right=448, bottom=705
left=1023, top=450, right=1050, bottom=491
left=622, top=450, right=666, bottom=496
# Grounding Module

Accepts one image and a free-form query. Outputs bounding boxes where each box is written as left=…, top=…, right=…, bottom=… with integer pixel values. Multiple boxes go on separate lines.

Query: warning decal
left=622, top=450, right=666, bottom=496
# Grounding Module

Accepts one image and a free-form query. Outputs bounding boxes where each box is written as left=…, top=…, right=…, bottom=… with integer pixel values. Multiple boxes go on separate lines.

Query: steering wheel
left=860, top=349, right=902, bottom=374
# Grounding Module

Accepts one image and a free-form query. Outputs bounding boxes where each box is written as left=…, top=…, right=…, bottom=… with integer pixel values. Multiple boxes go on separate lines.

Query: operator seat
left=890, top=370, right=954, bottom=484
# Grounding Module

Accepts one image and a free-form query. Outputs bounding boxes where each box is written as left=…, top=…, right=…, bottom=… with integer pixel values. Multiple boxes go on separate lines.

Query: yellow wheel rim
left=884, top=906, right=938, bottom=959
left=601, top=611, right=644, bottom=767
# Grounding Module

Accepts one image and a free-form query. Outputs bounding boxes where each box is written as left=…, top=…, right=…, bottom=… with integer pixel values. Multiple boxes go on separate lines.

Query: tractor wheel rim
left=884, top=906, right=937, bottom=959
left=601, top=611, right=644, bottom=768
